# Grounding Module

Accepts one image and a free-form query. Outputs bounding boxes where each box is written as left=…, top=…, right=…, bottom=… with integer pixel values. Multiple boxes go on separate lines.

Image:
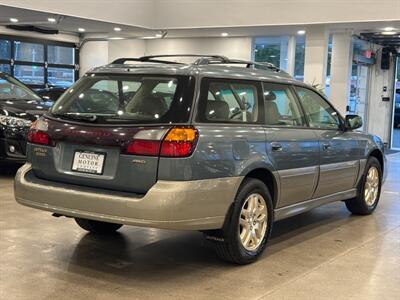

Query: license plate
left=71, top=151, right=106, bottom=175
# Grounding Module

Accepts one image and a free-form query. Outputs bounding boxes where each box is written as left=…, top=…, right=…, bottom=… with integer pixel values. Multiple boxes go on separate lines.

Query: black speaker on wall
left=381, top=47, right=390, bottom=70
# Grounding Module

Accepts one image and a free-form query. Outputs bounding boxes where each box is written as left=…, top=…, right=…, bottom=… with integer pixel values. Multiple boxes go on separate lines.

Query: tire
left=345, top=156, right=382, bottom=215
left=75, top=218, right=123, bottom=234
left=205, top=178, right=273, bottom=264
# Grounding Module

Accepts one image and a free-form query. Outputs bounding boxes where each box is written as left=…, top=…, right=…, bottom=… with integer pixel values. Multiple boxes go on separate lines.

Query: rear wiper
left=52, top=113, right=98, bottom=122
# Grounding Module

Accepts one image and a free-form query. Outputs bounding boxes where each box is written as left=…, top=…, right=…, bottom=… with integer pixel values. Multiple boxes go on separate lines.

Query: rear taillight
left=125, top=140, right=161, bottom=156
left=160, top=127, right=198, bottom=157
left=27, top=119, right=50, bottom=146
left=124, top=127, right=198, bottom=158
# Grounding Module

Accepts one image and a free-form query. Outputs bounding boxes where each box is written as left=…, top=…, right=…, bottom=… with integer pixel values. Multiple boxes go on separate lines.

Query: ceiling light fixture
left=155, top=33, right=163, bottom=38
left=9, top=18, right=18, bottom=23
left=381, top=31, right=396, bottom=35
left=78, top=28, right=85, bottom=32
left=48, top=17, right=56, bottom=23
left=297, top=30, right=306, bottom=35
left=114, top=27, right=121, bottom=32
left=221, top=32, right=229, bottom=37
left=383, top=27, right=395, bottom=31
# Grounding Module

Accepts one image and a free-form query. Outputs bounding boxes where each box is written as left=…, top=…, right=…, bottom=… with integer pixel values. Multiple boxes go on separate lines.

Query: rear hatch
left=27, top=73, right=195, bottom=194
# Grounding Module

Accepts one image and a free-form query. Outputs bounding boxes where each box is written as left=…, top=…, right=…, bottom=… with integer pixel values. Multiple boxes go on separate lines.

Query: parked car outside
left=0, top=72, right=52, bottom=164
left=14, top=55, right=386, bottom=264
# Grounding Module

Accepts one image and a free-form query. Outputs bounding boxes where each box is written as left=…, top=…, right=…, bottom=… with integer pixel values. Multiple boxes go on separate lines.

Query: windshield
left=0, top=73, right=41, bottom=101
left=50, top=74, right=194, bottom=124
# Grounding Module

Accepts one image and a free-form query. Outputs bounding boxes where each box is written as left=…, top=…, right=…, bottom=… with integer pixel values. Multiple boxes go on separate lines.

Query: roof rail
left=110, top=54, right=280, bottom=72
left=194, top=58, right=281, bottom=72
left=111, top=54, right=229, bottom=65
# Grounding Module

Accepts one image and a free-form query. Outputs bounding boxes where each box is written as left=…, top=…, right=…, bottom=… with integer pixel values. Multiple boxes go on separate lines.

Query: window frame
left=0, top=34, right=78, bottom=89
left=292, top=84, right=346, bottom=131
left=261, top=81, right=308, bottom=129
left=196, top=77, right=265, bottom=125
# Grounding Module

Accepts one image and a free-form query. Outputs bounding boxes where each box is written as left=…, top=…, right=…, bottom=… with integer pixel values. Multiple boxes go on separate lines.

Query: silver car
left=14, top=55, right=386, bottom=264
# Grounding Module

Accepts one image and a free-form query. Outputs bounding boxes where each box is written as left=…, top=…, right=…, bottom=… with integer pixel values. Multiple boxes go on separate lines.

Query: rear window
left=50, top=74, right=194, bottom=124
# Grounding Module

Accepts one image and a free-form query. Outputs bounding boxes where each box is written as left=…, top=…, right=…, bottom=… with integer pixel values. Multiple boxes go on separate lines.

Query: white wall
left=79, top=41, right=108, bottom=76
left=108, top=39, right=146, bottom=63
left=145, top=37, right=252, bottom=60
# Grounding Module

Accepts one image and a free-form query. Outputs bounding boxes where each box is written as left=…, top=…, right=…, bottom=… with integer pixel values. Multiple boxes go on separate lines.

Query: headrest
left=264, top=91, right=276, bottom=101
left=206, top=100, right=229, bottom=120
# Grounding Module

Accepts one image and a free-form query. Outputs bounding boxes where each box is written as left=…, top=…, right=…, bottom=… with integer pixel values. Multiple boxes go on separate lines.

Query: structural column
left=303, top=25, right=329, bottom=88
left=286, top=35, right=296, bottom=76
left=329, top=31, right=353, bottom=116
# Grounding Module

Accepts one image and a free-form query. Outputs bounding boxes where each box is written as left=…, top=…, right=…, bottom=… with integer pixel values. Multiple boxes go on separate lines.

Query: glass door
left=349, top=64, right=370, bottom=131
left=391, top=57, right=400, bottom=149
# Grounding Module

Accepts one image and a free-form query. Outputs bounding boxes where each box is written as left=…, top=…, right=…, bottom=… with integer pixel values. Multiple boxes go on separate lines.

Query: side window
left=262, top=83, right=305, bottom=126
left=200, top=80, right=259, bottom=123
left=295, top=87, right=340, bottom=129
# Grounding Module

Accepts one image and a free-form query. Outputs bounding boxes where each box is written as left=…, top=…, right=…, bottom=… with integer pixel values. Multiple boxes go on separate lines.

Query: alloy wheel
left=238, top=193, right=268, bottom=251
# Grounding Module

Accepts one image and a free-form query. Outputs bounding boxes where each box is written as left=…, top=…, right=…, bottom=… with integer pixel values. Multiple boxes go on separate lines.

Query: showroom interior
left=0, top=0, right=399, bottom=299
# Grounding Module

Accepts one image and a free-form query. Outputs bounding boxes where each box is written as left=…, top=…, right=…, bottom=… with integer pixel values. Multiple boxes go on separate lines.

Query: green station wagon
left=14, top=55, right=386, bottom=264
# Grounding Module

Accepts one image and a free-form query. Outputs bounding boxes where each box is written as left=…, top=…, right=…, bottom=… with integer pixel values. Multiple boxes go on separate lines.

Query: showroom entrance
left=349, top=63, right=370, bottom=131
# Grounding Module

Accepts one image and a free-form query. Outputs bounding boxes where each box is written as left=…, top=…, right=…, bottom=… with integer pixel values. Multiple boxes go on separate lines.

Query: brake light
left=125, top=140, right=161, bottom=156
left=27, top=119, right=50, bottom=145
left=124, top=127, right=198, bottom=157
left=160, top=127, right=198, bottom=157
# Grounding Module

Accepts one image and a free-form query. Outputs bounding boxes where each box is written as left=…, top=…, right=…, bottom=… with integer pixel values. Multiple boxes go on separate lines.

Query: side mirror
left=345, top=114, right=362, bottom=130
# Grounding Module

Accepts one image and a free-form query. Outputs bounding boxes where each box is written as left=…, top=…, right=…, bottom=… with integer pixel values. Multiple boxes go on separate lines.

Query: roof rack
left=111, top=54, right=281, bottom=72
left=111, top=54, right=228, bottom=65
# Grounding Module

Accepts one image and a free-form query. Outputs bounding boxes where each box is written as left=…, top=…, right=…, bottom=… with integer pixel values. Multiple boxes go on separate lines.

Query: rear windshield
left=50, top=74, right=194, bottom=124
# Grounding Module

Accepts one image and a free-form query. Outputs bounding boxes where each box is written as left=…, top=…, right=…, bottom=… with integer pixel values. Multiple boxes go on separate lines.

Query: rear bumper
left=14, top=163, right=242, bottom=230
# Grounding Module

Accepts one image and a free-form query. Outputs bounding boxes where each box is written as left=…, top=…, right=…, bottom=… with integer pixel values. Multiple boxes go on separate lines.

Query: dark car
left=35, top=86, right=67, bottom=103
left=14, top=55, right=386, bottom=264
left=394, top=89, right=400, bottom=128
left=0, top=72, right=52, bottom=164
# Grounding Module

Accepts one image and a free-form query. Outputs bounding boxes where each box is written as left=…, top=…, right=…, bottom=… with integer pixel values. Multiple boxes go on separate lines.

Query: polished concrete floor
left=1, top=154, right=399, bottom=300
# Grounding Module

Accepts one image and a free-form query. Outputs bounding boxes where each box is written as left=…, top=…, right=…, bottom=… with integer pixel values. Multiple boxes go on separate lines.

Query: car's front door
left=262, top=82, right=320, bottom=208
left=294, top=86, right=360, bottom=198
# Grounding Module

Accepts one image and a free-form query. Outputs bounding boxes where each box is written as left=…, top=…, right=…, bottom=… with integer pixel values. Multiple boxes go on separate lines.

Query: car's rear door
left=262, top=82, right=319, bottom=208
left=293, top=86, right=360, bottom=198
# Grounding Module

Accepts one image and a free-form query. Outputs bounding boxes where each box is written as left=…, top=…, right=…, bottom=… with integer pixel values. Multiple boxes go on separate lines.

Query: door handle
left=271, top=143, right=283, bottom=152
left=322, top=143, right=331, bottom=151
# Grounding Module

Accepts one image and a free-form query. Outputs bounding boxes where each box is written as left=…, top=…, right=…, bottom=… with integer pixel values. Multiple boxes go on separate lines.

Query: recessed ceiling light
left=221, top=32, right=229, bottom=37
left=383, top=27, right=395, bottom=31
left=114, top=27, right=121, bottom=32
left=9, top=18, right=18, bottom=23
left=141, top=36, right=157, bottom=39
left=297, top=30, right=306, bottom=35
left=48, top=17, right=56, bottom=23
left=78, top=28, right=85, bottom=32
left=155, top=33, right=163, bottom=38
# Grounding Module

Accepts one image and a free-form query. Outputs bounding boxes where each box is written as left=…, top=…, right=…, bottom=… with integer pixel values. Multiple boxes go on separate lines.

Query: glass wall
left=325, top=35, right=333, bottom=97
left=0, top=35, right=78, bottom=89
left=254, top=36, right=289, bottom=70
left=253, top=36, right=305, bottom=80
left=294, top=36, right=305, bottom=81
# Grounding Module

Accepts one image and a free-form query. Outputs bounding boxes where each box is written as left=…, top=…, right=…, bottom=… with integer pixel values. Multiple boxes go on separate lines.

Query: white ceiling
left=0, top=4, right=399, bottom=41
